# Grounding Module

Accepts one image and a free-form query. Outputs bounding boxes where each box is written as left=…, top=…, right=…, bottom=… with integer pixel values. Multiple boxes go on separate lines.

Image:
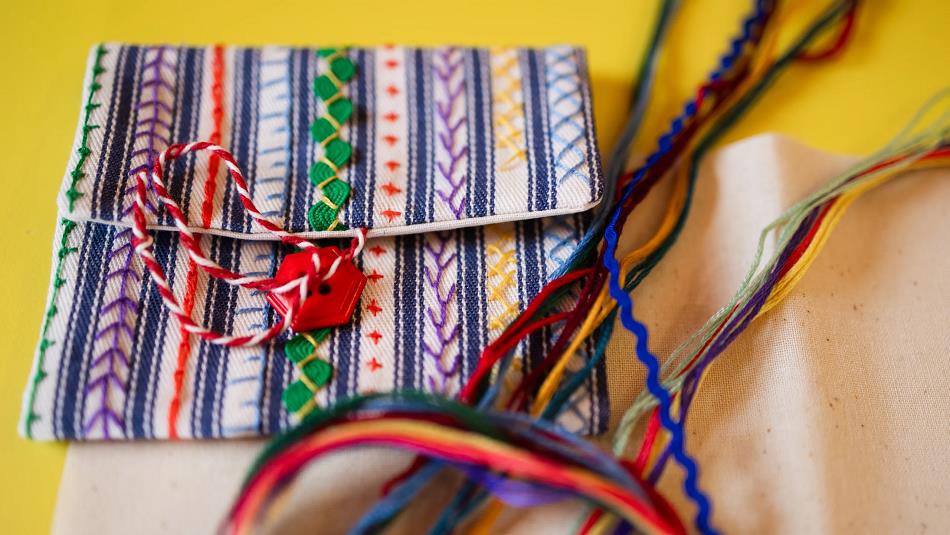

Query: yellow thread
left=297, top=351, right=321, bottom=368
left=320, top=155, right=340, bottom=174
left=326, top=219, right=340, bottom=231
left=324, top=68, right=344, bottom=91
left=484, top=235, right=519, bottom=334
left=323, top=50, right=345, bottom=64
left=319, top=130, right=340, bottom=148
left=323, top=112, right=342, bottom=130
left=324, top=91, right=344, bottom=107
left=321, top=196, right=339, bottom=210
left=294, top=398, right=317, bottom=418
left=490, top=48, right=528, bottom=171
left=317, top=175, right=338, bottom=189
left=298, top=371, right=319, bottom=393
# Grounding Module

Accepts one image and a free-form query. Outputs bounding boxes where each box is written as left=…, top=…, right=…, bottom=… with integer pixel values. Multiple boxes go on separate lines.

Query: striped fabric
left=61, top=45, right=603, bottom=239
left=22, top=44, right=608, bottom=440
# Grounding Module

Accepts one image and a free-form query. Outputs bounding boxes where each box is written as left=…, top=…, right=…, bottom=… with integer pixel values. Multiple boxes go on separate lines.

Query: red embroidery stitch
left=386, top=84, right=399, bottom=96
left=380, top=209, right=402, bottom=222
left=367, top=331, right=383, bottom=344
left=384, top=59, right=399, bottom=69
left=381, top=182, right=402, bottom=196
left=383, top=112, right=399, bottom=122
left=368, top=358, right=383, bottom=371
left=369, top=246, right=386, bottom=256
left=367, top=270, right=384, bottom=282
left=366, top=299, right=383, bottom=316
left=383, top=134, right=399, bottom=146
left=385, top=160, right=401, bottom=171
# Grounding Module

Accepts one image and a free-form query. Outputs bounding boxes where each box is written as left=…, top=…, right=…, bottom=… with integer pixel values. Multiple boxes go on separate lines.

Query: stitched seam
left=307, top=48, right=355, bottom=231
left=546, top=49, right=590, bottom=188
left=490, top=48, right=527, bottom=171
left=85, top=46, right=176, bottom=438
left=24, top=45, right=108, bottom=438
left=485, top=233, right=519, bottom=332
left=167, top=45, right=225, bottom=439
left=422, top=232, right=461, bottom=393
left=433, top=48, right=467, bottom=219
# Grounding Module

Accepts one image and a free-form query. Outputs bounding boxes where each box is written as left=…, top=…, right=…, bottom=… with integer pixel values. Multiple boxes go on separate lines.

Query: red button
left=266, top=247, right=367, bottom=332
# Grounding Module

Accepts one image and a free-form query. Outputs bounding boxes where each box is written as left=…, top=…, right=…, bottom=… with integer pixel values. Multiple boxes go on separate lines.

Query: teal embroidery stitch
left=24, top=45, right=107, bottom=438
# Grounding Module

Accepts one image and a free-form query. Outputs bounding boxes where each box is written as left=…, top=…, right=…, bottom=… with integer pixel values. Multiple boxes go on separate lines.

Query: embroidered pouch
left=21, top=44, right=608, bottom=440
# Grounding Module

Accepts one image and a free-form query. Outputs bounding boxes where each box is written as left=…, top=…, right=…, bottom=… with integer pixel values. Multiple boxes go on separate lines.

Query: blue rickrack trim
left=601, top=2, right=772, bottom=534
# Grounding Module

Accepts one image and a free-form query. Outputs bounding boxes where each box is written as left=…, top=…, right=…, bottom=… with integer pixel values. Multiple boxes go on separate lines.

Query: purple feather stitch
left=433, top=48, right=467, bottom=219
left=84, top=47, right=175, bottom=439
left=422, top=232, right=461, bottom=393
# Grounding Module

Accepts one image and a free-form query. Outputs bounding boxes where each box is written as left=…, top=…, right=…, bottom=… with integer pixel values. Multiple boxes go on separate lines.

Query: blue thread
left=602, top=2, right=771, bottom=533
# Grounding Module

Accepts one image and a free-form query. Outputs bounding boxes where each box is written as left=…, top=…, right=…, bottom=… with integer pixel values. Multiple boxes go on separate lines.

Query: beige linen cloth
left=52, top=134, right=950, bottom=534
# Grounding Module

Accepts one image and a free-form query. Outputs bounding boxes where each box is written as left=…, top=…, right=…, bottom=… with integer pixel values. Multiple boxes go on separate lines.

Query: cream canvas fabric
left=53, top=134, right=950, bottom=534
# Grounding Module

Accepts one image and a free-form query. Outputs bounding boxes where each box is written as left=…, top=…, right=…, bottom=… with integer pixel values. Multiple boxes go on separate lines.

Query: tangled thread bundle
left=114, top=1, right=950, bottom=534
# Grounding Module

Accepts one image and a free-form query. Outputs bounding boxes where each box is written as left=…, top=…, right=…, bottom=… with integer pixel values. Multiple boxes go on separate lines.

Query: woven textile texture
left=60, top=45, right=603, bottom=239
left=20, top=43, right=608, bottom=440
left=52, top=135, right=950, bottom=534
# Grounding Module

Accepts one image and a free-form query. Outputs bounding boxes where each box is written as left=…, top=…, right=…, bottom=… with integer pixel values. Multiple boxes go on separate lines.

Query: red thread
left=366, top=299, right=383, bottom=316
left=167, top=45, right=224, bottom=439
left=132, top=141, right=367, bottom=349
left=380, top=209, right=402, bottom=222
left=797, top=0, right=857, bottom=62
left=369, top=245, right=386, bottom=256
left=367, top=358, right=383, bottom=371
left=367, top=331, right=383, bottom=344
left=381, top=182, right=403, bottom=196
left=367, top=270, right=384, bottom=282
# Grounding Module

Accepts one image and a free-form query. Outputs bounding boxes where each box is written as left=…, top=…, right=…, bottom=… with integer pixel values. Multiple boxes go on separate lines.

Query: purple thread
left=433, top=48, right=467, bottom=219
left=84, top=47, right=174, bottom=438
left=422, top=233, right=461, bottom=393
left=647, top=207, right=821, bottom=483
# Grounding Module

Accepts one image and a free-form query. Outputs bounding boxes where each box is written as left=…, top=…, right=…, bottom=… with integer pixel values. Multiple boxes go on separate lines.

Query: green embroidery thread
left=279, top=48, right=357, bottom=416
left=66, top=44, right=108, bottom=211
left=24, top=45, right=107, bottom=438
left=24, top=220, right=79, bottom=437
left=282, top=328, right=334, bottom=417
left=308, top=48, right=355, bottom=232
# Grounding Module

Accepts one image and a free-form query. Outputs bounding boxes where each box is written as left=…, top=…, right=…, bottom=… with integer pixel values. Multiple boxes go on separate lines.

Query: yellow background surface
left=1, top=1, right=947, bottom=532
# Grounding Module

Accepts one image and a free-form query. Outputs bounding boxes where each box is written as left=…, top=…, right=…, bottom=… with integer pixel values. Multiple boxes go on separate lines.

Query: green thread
left=280, top=48, right=356, bottom=413
left=24, top=45, right=107, bottom=438
left=66, top=45, right=108, bottom=211
left=307, top=48, right=355, bottom=232
left=282, top=328, right=334, bottom=414
left=24, top=220, right=79, bottom=438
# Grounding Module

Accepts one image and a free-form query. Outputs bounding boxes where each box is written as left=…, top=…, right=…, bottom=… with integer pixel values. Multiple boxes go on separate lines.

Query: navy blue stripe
left=457, top=226, right=487, bottom=381
left=90, top=46, right=141, bottom=217
left=519, top=219, right=547, bottom=376
left=287, top=49, right=315, bottom=232
left=574, top=48, right=602, bottom=203
left=405, top=49, right=432, bottom=225
left=465, top=49, right=491, bottom=218
left=344, top=49, right=375, bottom=228
left=523, top=50, right=551, bottom=212
left=52, top=223, right=110, bottom=438
left=126, top=47, right=198, bottom=437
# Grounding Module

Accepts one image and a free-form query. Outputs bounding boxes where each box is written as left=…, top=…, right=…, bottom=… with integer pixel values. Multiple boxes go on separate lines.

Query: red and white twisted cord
left=130, top=141, right=366, bottom=347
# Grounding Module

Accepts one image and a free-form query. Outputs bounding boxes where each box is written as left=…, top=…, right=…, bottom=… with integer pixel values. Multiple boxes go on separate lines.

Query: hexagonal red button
left=265, top=247, right=367, bottom=332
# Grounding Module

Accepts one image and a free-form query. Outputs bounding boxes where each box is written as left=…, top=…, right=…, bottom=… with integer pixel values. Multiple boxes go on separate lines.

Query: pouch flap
left=59, top=44, right=603, bottom=240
